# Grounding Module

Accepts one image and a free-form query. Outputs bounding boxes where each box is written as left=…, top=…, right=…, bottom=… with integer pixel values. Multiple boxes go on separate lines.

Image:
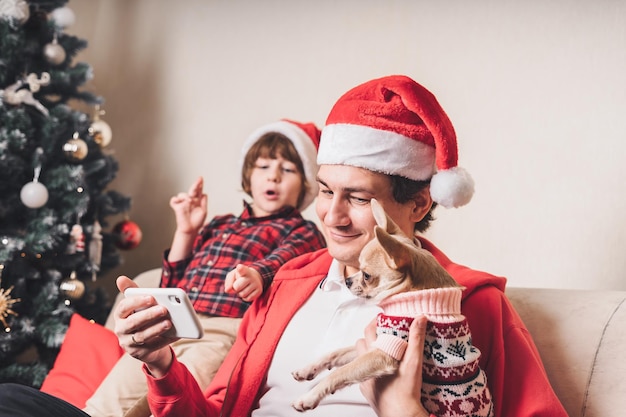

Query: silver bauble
left=43, top=42, right=66, bottom=66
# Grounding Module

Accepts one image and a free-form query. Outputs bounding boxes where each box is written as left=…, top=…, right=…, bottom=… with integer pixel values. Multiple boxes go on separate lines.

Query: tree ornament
left=59, top=270, right=85, bottom=302
left=0, top=0, right=30, bottom=26
left=49, top=6, right=75, bottom=29
left=20, top=151, right=48, bottom=208
left=66, top=223, right=85, bottom=254
left=0, top=72, right=50, bottom=116
left=88, top=105, right=112, bottom=148
left=0, top=265, right=21, bottom=332
left=113, top=219, right=142, bottom=250
left=63, top=132, right=88, bottom=161
left=20, top=181, right=48, bottom=209
left=89, top=220, right=103, bottom=281
left=43, top=34, right=66, bottom=66
left=0, top=0, right=134, bottom=387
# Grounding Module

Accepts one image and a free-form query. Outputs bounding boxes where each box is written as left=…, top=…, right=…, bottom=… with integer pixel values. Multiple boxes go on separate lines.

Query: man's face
left=315, top=165, right=418, bottom=276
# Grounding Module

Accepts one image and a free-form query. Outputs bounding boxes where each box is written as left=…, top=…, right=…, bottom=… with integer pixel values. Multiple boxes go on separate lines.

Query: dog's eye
left=363, top=272, right=371, bottom=281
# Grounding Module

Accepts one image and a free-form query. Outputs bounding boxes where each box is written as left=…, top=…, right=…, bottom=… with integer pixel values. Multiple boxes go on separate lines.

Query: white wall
left=68, top=0, right=626, bottom=292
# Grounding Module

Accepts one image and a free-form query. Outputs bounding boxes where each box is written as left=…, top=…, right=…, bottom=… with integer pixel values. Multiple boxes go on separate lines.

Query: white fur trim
left=318, top=123, right=436, bottom=180
left=430, top=166, right=475, bottom=208
left=240, top=121, right=319, bottom=211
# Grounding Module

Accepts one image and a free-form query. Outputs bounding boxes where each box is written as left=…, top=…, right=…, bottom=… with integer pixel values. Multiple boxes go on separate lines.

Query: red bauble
left=112, top=220, right=142, bottom=250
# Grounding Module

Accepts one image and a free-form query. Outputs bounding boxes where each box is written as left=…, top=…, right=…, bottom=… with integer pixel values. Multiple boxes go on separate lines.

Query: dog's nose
left=345, top=271, right=361, bottom=289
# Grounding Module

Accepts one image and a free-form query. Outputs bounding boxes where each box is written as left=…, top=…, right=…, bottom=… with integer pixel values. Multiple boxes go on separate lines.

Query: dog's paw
left=291, top=394, right=320, bottom=412
left=291, top=370, right=305, bottom=381
left=291, top=367, right=318, bottom=381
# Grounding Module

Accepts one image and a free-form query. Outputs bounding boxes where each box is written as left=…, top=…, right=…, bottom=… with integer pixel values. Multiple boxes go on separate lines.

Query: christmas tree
left=0, top=0, right=138, bottom=387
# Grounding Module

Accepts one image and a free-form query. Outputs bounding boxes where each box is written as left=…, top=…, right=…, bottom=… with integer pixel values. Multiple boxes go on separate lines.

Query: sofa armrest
left=505, top=287, right=626, bottom=417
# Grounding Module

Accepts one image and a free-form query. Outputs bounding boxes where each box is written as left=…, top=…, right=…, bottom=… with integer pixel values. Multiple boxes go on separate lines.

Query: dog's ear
left=370, top=199, right=388, bottom=230
left=371, top=199, right=404, bottom=237
left=374, top=226, right=413, bottom=270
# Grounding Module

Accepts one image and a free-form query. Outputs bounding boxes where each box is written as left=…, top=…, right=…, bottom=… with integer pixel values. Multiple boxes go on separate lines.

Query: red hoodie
left=146, top=238, right=567, bottom=417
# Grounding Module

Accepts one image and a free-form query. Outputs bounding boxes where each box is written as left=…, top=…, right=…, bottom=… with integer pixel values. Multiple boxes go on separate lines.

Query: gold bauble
left=60, top=277, right=85, bottom=300
left=63, top=137, right=88, bottom=161
left=89, top=119, right=113, bottom=147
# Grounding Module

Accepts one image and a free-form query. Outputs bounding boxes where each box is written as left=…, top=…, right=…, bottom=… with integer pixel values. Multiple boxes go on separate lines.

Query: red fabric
left=40, top=313, right=124, bottom=409
left=324, top=75, right=457, bottom=169
left=281, top=118, right=321, bottom=149
left=146, top=240, right=568, bottom=417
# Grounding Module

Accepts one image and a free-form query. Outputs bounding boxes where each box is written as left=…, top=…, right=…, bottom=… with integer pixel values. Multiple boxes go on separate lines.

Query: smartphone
left=124, top=287, right=204, bottom=339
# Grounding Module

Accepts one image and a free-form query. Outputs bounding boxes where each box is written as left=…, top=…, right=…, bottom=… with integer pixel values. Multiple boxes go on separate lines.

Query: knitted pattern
left=373, top=288, right=493, bottom=417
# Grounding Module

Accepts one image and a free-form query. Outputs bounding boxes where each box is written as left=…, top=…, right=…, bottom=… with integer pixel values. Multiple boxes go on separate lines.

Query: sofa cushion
left=40, top=313, right=124, bottom=409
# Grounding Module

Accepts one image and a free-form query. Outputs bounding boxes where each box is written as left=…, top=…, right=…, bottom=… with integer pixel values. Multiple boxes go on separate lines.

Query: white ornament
left=20, top=163, right=49, bottom=209
left=20, top=181, right=49, bottom=209
left=0, top=0, right=30, bottom=25
left=0, top=73, right=51, bottom=116
left=50, top=6, right=75, bottom=29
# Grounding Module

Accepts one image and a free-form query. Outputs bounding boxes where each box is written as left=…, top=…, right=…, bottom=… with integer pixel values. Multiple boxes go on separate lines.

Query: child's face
left=249, top=155, right=303, bottom=217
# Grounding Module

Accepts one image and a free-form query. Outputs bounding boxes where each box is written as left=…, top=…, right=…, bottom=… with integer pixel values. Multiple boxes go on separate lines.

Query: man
left=0, top=75, right=567, bottom=417
left=117, top=75, right=567, bottom=417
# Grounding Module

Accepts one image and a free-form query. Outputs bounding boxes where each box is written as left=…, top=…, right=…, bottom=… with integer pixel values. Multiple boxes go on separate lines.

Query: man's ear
left=409, top=186, right=433, bottom=223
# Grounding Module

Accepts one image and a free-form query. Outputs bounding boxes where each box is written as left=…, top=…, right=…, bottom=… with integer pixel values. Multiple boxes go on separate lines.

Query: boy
left=83, top=119, right=327, bottom=417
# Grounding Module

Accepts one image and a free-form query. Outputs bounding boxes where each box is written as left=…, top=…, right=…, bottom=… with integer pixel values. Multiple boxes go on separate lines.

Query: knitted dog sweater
left=373, top=287, right=493, bottom=417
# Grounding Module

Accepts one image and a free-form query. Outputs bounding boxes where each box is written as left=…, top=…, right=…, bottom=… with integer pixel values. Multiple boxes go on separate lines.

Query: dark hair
left=389, top=175, right=437, bottom=233
left=241, top=132, right=308, bottom=208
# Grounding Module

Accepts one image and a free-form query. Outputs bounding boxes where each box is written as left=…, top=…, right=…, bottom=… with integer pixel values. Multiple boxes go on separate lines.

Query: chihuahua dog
left=291, top=199, right=492, bottom=416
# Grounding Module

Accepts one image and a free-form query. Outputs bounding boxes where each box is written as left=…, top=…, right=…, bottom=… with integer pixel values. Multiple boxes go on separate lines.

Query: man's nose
left=324, top=197, right=350, bottom=227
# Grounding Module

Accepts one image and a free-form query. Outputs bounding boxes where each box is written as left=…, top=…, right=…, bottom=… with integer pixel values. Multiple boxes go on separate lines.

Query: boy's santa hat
left=240, top=119, right=321, bottom=211
left=318, top=75, right=474, bottom=208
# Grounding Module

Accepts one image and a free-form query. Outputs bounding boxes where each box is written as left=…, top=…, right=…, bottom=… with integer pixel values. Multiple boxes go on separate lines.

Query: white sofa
left=108, top=268, right=626, bottom=417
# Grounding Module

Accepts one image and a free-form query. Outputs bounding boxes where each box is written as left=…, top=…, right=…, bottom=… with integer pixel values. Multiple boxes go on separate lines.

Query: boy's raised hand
left=224, top=264, right=263, bottom=302
left=169, top=176, right=208, bottom=235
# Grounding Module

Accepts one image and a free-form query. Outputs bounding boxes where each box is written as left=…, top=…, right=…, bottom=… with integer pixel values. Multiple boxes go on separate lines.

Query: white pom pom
left=50, top=6, right=75, bottom=28
left=430, top=166, right=474, bottom=208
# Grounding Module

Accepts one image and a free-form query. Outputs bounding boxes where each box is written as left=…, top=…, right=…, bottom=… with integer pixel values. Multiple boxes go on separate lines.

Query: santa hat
left=318, top=75, right=474, bottom=208
left=240, top=119, right=321, bottom=211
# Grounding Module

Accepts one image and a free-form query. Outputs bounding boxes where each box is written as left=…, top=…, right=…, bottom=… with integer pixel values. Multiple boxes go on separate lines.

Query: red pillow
left=40, top=313, right=124, bottom=409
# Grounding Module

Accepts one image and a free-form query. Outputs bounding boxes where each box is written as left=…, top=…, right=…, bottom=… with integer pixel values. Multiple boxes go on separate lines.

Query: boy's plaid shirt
left=160, top=202, right=326, bottom=318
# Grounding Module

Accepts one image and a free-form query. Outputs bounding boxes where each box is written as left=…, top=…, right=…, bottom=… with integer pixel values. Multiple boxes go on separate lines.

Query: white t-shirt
left=253, top=259, right=382, bottom=417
